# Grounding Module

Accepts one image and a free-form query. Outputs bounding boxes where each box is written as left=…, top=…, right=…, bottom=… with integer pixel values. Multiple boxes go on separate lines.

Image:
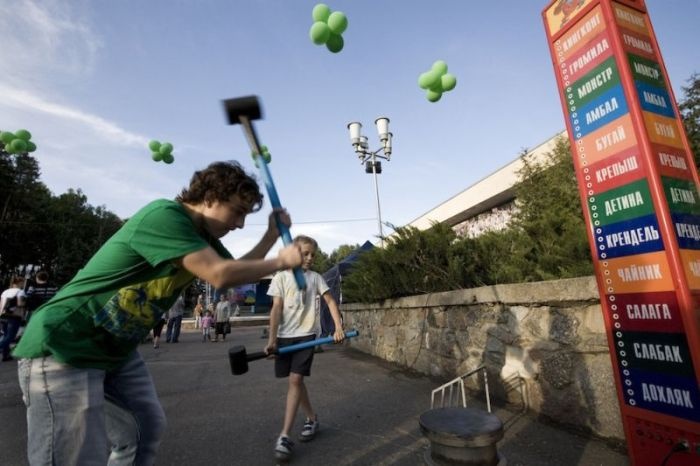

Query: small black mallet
left=223, top=95, right=306, bottom=290
left=228, top=330, right=359, bottom=375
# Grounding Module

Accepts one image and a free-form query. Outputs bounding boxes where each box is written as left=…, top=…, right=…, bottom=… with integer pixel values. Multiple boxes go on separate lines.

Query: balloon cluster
left=0, top=129, right=37, bottom=154
left=418, top=60, right=457, bottom=102
left=148, top=140, right=175, bottom=164
left=251, top=145, right=271, bottom=168
left=309, top=3, right=348, bottom=53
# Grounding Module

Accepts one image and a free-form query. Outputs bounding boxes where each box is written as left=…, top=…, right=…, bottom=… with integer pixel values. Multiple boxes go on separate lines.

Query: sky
left=1, top=0, right=698, bottom=259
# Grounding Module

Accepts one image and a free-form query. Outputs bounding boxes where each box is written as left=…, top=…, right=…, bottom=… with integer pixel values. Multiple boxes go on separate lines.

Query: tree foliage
left=311, top=247, right=332, bottom=274
left=329, top=243, right=360, bottom=265
left=343, top=137, right=593, bottom=302
left=0, top=149, right=123, bottom=286
left=509, top=137, right=593, bottom=281
left=678, top=73, right=700, bottom=168
left=343, top=223, right=483, bottom=302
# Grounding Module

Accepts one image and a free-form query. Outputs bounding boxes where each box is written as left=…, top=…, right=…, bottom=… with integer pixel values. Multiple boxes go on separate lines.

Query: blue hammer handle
left=238, top=114, right=306, bottom=290
left=255, top=155, right=307, bottom=290
left=278, top=330, right=359, bottom=354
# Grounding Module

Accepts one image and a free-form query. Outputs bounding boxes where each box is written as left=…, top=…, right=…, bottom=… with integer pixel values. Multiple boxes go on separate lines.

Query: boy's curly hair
left=176, top=161, right=264, bottom=212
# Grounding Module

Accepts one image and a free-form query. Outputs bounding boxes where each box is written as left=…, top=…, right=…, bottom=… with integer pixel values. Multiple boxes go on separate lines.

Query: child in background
left=201, top=311, right=214, bottom=342
left=265, top=235, right=345, bottom=462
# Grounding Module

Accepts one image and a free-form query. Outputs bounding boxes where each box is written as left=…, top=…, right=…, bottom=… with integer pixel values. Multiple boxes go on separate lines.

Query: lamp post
left=347, top=117, right=393, bottom=247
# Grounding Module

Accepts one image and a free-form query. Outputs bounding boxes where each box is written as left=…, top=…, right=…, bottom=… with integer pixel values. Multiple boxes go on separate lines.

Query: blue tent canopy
left=319, top=240, right=374, bottom=335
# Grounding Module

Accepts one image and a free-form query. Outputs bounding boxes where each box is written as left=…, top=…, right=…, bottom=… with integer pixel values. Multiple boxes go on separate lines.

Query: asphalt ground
left=0, top=326, right=629, bottom=465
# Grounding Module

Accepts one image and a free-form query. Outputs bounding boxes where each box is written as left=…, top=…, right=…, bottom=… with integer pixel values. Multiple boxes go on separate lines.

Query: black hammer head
left=223, top=95, right=263, bottom=125
left=228, top=345, right=249, bottom=375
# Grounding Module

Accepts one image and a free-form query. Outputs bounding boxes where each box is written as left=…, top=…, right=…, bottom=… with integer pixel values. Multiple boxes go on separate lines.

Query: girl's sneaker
left=299, top=417, right=319, bottom=442
left=274, top=435, right=294, bottom=461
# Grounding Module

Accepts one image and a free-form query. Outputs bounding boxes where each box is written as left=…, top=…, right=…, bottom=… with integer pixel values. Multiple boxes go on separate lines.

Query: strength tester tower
left=543, top=1, right=699, bottom=464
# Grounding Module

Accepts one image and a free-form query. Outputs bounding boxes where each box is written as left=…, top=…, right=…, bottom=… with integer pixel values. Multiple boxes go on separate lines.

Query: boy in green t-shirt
left=13, top=161, right=302, bottom=465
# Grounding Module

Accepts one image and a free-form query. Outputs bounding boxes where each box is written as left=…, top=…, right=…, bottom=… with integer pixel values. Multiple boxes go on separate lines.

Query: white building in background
left=402, top=131, right=567, bottom=238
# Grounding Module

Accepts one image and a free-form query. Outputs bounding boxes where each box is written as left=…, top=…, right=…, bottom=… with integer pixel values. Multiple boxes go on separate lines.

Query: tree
left=343, top=223, right=484, bottom=302
left=44, top=189, right=123, bottom=284
left=0, top=151, right=54, bottom=282
left=311, top=247, right=331, bottom=274
left=678, top=73, right=700, bottom=168
left=343, top=138, right=595, bottom=302
left=0, top=148, right=123, bottom=286
left=329, top=244, right=360, bottom=265
left=509, top=138, right=593, bottom=281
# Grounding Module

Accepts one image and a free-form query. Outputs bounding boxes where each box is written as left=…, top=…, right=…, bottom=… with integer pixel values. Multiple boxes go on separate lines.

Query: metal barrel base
left=419, top=407, right=505, bottom=466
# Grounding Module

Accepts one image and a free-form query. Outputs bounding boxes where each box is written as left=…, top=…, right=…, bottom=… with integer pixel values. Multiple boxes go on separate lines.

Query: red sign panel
left=544, top=1, right=700, bottom=464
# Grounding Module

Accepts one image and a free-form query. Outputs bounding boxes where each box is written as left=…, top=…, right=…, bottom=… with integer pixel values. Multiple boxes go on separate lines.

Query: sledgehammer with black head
left=223, top=95, right=306, bottom=290
left=228, top=330, right=359, bottom=375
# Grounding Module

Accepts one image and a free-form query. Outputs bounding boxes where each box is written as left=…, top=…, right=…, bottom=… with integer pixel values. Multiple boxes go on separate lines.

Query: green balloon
left=418, top=71, right=435, bottom=89
left=418, top=70, right=440, bottom=90
left=327, top=11, right=348, bottom=34
left=432, top=60, right=448, bottom=75
left=309, top=21, right=330, bottom=45
left=429, top=81, right=443, bottom=93
left=312, top=3, right=331, bottom=22
left=426, top=89, right=442, bottom=102
left=148, top=140, right=161, bottom=152
left=152, top=151, right=163, bottom=162
left=15, top=129, right=31, bottom=140
left=1, top=132, right=15, bottom=144
left=441, top=73, right=457, bottom=92
left=159, top=142, right=173, bottom=155
left=326, top=33, right=344, bottom=53
left=251, top=145, right=272, bottom=164
left=11, top=139, right=27, bottom=152
left=162, top=153, right=174, bottom=164
left=26, top=141, right=37, bottom=152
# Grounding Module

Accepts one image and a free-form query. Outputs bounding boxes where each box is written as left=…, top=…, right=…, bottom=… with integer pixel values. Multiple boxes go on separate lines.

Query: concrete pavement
left=0, top=326, right=629, bottom=465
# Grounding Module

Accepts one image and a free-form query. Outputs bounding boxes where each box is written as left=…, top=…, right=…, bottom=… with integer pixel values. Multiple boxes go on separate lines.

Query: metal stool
left=419, top=407, right=505, bottom=465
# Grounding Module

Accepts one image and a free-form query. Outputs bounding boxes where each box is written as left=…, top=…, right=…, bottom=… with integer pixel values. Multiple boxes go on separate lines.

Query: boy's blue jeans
left=17, top=351, right=166, bottom=465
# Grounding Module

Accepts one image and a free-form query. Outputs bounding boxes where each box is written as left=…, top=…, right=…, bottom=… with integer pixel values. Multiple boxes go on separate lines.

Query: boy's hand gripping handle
left=254, top=152, right=306, bottom=290
left=240, top=115, right=306, bottom=290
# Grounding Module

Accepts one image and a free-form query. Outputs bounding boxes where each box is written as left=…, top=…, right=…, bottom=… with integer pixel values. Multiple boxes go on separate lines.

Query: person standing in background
left=0, top=277, right=26, bottom=362
left=25, top=271, right=58, bottom=323
left=165, top=294, right=185, bottom=343
left=213, top=294, right=231, bottom=342
left=194, top=293, right=204, bottom=329
left=151, top=313, right=167, bottom=349
left=201, top=310, right=214, bottom=342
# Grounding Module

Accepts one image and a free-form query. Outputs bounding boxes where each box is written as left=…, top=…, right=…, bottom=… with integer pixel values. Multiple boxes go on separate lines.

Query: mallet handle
left=244, top=351, right=269, bottom=362
left=277, top=330, right=359, bottom=354
left=240, top=116, right=306, bottom=290
left=246, top=330, right=360, bottom=361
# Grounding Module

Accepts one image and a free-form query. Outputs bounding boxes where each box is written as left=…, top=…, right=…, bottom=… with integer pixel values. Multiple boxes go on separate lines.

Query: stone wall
left=341, top=275, right=625, bottom=440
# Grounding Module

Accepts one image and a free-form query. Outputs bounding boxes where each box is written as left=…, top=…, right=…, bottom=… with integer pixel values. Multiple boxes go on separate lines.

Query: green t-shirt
left=13, top=199, right=232, bottom=370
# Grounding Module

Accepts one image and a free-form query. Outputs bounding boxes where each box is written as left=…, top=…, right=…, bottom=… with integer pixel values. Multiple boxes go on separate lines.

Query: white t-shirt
left=0, top=287, right=26, bottom=316
left=267, top=269, right=329, bottom=338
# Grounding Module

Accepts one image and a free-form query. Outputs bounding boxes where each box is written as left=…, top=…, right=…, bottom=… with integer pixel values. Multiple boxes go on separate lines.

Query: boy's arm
left=265, top=296, right=284, bottom=354
left=322, top=291, right=345, bottom=342
left=180, top=244, right=301, bottom=289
